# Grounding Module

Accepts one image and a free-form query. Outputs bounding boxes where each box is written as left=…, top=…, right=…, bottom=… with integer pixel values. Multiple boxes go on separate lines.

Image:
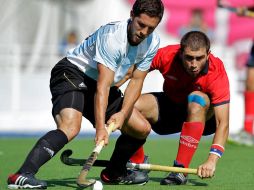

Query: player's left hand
left=107, top=111, right=126, bottom=131
left=197, top=159, right=216, bottom=179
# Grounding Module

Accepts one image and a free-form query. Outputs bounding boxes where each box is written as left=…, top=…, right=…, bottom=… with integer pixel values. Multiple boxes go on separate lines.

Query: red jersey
left=151, top=45, right=230, bottom=106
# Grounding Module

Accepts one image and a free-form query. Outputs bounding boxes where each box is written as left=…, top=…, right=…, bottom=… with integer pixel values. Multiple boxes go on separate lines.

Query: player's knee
left=59, top=124, right=80, bottom=141
left=56, top=109, right=83, bottom=140
left=130, top=120, right=151, bottom=139
left=187, top=91, right=210, bottom=114
left=57, top=117, right=81, bottom=141
left=140, top=120, right=151, bottom=138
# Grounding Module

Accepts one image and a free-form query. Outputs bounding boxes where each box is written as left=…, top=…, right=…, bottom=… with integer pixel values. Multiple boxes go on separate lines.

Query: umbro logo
left=180, top=136, right=199, bottom=149
left=180, top=136, right=199, bottom=143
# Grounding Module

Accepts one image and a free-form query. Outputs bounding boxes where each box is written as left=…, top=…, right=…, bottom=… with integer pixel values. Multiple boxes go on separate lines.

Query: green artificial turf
left=0, top=136, right=253, bottom=190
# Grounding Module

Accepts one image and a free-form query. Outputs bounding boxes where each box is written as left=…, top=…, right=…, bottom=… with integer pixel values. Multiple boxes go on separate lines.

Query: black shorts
left=50, top=58, right=123, bottom=125
left=151, top=92, right=216, bottom=136
left=246, top=42, right=254, bottom=67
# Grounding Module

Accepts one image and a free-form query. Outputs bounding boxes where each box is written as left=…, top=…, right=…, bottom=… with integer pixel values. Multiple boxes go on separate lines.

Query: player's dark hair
left=132, top=0, right=164, bottom=21
left=180, top=31, right=210, bottom=53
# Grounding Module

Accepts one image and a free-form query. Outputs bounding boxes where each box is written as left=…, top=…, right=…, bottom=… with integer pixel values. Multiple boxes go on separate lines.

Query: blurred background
left=0, top=0, right=254, bottom=136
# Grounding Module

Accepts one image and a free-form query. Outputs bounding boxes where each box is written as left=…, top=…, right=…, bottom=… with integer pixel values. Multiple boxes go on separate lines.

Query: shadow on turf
left=47, top=177, right=207, bottom=188
left=46, top=177, right=101, bottom=189
left=188, top=179, right=208, bottom=186
left=46, top=178, right=77, bottom=189
left=150, top=177, right=208, bottom=186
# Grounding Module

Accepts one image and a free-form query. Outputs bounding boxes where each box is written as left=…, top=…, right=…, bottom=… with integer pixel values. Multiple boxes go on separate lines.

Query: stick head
left=77, top=152, right=98, bottom=187
left=60, top=149, right=73, bottom=165
left=76, top=123, right=115, bottom=188
left=77, top=177, right=96, bottom=188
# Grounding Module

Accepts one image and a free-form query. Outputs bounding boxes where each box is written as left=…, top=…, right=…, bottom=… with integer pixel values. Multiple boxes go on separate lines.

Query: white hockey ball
left=91, top=180, right=103, bottom=190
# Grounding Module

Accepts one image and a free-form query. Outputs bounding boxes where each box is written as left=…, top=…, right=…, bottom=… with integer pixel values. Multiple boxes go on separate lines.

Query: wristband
left=209, top=144, right=225, bottom=158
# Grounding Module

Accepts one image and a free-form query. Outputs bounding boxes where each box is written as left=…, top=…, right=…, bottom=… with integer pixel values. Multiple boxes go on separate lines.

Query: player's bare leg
left=7, top=108, right=82, bottom=189
left=55, top=108, right=82, bottom=141
left=128, top=93, right=159, bottom=163
left=161, top=91, right=210, bottom=185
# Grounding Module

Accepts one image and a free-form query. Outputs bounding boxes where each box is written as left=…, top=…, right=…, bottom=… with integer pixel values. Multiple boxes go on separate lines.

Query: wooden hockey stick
left=76, top=122, right=115, bottom=188
left=126, top=163, right=197, bottom=175
left=61, top=150, right=197, bottom=175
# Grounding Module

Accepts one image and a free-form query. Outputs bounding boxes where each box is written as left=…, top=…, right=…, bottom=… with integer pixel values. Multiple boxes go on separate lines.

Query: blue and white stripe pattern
left=209, top=144, right=225, bottom=158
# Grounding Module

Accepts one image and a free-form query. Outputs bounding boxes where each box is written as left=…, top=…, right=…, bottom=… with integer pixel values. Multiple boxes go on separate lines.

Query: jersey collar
left=200, top=60, right=209, bottom=75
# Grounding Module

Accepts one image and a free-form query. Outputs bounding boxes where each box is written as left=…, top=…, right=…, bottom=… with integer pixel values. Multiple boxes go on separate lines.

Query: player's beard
left=182, top=62, right=199, bottom=78
left=127, top=23, right=143, bottom=46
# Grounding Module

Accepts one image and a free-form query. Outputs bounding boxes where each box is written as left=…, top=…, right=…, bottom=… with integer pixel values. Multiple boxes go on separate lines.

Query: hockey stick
left=126, top=163, right=198, bottom=175
left=61, top=149, right=109, bottom=167
left=61, top=150, right=197, bottom=175
left=217, top=0, right=254, bottom=17
left=76, top=122, right=115, bottom=188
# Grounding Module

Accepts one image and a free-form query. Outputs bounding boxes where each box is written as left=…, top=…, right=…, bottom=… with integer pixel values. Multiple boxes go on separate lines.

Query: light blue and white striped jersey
left=67, top=19, right=160, bottom=85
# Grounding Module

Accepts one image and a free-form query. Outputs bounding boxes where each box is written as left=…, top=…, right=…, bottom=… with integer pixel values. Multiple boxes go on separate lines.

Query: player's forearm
left=95, top=63, right=114, bottom=129
left=208, top=103, right=229, bottom=159
left=208, top=121, right=229, bottom=161
left=94, top=84, right=110, bottom=130
left=212, top=121, right=229, bottom=148
left=121, top=78, right=143, bottom=118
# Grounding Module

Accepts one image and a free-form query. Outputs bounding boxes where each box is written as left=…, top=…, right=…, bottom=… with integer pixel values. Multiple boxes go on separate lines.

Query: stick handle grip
left=149, top=164, right=197, bottom=174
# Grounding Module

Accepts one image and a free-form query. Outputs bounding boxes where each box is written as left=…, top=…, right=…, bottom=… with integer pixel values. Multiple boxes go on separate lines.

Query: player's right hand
left=107, top=111, right=126, bottom=131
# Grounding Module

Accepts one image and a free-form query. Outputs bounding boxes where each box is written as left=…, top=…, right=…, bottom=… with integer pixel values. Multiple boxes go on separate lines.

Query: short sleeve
left=136, top=34, right=160, bottom=71
left=208, top=67, right=230, bottom=106
left=93, top=32, right=120, bottom=72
